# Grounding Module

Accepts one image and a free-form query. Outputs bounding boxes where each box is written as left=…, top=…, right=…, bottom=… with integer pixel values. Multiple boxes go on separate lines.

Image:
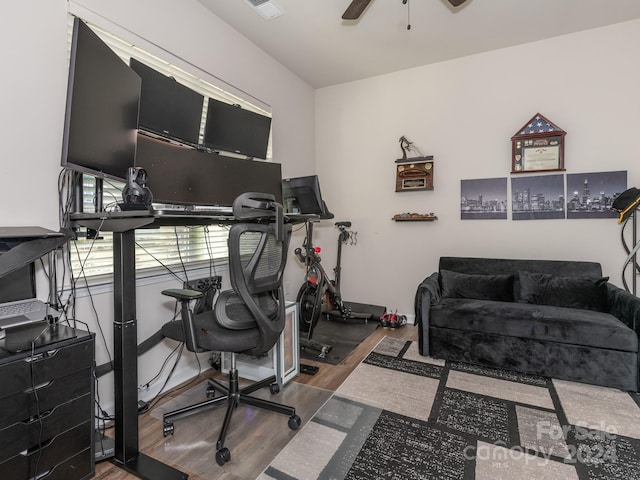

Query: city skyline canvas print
left=566, top=170, right=627, bottom=219
left=511, top=174, right=565, bottom=220
left=461, top=177, right=508, bottom=220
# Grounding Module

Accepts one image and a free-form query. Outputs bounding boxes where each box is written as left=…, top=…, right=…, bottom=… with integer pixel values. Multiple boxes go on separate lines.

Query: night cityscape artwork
left=566, top=170, right=627, bottom=219
left=511, top=174, right=565, bottom=220
left=461, top=177, right=508, bottom=220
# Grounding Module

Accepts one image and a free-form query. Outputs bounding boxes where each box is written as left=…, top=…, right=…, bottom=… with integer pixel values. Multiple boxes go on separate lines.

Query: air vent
left=244, top=0, right=285, bottom=20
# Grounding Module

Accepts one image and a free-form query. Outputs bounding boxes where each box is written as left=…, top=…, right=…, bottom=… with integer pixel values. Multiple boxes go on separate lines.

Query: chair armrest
left=161, top=288, right=204, bottom=353
left=414, top=272, right=441, bottom=356
left=607, top=283, right=640, bottom=334
left=161, top=288, right=204, bottom=302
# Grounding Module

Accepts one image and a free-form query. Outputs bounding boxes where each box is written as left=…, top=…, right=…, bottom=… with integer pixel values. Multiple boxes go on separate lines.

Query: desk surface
left=70, top=210, right=315, bottom=232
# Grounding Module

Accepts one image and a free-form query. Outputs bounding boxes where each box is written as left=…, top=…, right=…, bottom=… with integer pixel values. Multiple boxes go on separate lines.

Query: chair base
left=162, top=362, right=300, bottom=466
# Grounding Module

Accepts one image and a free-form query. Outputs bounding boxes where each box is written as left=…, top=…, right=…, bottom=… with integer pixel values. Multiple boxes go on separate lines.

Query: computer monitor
left=281, top=175, right=331, bottom=216
left=130, top=58, right=204, bottom=146
left=60, top=18, right=141, bottom=182
left=203, top=98, right=271, bottom=160
left=136, top=134, right=282, bottom=207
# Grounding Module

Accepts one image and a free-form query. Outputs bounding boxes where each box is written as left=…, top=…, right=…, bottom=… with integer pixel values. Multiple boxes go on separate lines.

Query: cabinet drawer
left=0, top=367, right=91, bottom=431
left=0, top=421, right=92, bottom=480
left=0, top=338, right=93, bottom=400
left=0, top=393, right=91, bottom=464
left=39, top=448, right=93, bottom=480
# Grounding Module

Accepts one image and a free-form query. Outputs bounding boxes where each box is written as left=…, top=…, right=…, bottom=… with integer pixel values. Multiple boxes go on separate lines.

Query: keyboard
left=0, top=299, right=51, bottom=329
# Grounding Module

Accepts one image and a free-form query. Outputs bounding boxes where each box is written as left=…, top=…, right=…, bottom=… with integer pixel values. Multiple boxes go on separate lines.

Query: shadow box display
left=511, top=113, right=566, bottom=174
left=395, top=156, right=434, bottom=192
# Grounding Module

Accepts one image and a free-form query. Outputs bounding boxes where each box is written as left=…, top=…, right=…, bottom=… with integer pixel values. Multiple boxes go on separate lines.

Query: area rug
left=300, top=315, right=380, bottom=365
left=261, top=336, right=640, bottom=480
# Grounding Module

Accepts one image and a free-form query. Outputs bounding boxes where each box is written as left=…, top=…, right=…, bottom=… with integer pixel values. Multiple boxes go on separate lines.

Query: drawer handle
left=24, top=381, right=53, bottom=394
left=20, top=437, right=54, bottom=456
left=23, top=408, right=53, bottom=424
left=24, top=349, right=59, bottom=363
left=30, top=468, right=52, bottom=480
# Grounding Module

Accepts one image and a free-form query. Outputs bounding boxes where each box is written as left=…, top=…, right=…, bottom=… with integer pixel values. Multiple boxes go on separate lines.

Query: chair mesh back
left=220, top=221, right=291, bottom=354
left=237, top=232, right=284, bottom=291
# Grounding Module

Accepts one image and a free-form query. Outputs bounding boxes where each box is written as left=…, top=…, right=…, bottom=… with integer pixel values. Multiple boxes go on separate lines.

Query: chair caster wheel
left=162, top=421, right=174, bottom=437
left=206, top=385, right=216, bottom=398
left=269, top=383, right=280, bottom=394
left=288, top=414, right=301, bottom=430
left=216, top=447, right=231, bottom=466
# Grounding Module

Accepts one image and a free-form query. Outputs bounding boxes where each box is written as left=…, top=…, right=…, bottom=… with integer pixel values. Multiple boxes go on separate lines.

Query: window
left=65, top=15, right=272, bottom=279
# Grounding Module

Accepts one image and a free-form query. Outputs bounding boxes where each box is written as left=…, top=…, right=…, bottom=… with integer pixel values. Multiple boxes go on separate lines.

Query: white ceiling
left=198, top=0, right=640, bottom=89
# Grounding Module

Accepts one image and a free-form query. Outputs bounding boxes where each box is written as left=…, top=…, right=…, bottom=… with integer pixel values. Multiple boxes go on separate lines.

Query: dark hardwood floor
left=94, top=323, right=418, bottom=479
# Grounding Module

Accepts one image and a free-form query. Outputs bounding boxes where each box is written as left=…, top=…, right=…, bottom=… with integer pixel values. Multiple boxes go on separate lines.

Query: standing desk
left=70, top=210, right=308, bottom=480
left=70, top=210, right=241, bottom=480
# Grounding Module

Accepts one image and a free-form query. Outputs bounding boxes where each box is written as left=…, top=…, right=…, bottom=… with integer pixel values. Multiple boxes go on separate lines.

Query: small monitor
left=61, top=18, right=141, bottom=182
left=203, top=98, right=271, bottom=160
left=130, top=58, right=204, bottom=146
left=281, top=175, right=331, bottom=216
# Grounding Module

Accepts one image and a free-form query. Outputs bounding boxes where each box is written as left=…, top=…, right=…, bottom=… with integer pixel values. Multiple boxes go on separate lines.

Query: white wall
left=2, top=0, right=315, bottom=413
left=315, top=19, right=640, bottom=319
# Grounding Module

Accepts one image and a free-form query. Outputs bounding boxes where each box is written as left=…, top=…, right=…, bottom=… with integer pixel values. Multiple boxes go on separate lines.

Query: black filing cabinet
left=0, top=325, right=94, bottom=480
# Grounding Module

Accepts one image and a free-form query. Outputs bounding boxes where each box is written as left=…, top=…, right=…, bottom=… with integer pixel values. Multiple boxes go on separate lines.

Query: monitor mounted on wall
left=203, top=98, right=271, bottom=160
left=60, top=17, right=141, bottom=182
left=130, top=58, right=204, bottom=146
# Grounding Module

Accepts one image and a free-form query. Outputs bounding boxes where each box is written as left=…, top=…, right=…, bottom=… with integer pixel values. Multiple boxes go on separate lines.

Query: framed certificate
left=511, top=113, right=566, bottom=174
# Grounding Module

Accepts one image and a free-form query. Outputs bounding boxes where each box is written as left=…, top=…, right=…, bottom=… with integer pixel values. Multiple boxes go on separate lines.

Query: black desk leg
left=111, top=230, right=188, bottom=480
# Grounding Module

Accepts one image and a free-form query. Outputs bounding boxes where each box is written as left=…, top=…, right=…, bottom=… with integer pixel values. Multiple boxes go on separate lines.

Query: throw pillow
left=517, top=271, right=609, bottom=312
left=440, top=269, right=514, bottom=302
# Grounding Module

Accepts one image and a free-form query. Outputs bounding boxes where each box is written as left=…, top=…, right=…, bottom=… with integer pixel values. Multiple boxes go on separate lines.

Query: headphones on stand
left=121, top=167, right=153, bottom=208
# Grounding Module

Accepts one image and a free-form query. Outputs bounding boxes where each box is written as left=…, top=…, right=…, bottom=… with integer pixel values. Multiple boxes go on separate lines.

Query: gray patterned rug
left=260, top=337, right=640, bottom=480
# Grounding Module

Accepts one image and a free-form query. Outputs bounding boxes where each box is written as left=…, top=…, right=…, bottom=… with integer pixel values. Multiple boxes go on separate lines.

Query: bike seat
left=335, top=221, right=351, bottom=228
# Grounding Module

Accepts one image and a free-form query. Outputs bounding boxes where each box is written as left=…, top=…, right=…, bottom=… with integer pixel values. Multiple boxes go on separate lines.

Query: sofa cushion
left=440, top=269, right=514, bottom=302
left=518, top=271, right=609, bottom=312
left=430, top=298, right=638, bottom=352
left=438, top=257, right=604, bottom=302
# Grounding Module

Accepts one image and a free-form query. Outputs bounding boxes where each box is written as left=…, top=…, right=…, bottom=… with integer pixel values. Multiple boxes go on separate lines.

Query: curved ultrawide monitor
left=61, top=18, right=141, bottom=182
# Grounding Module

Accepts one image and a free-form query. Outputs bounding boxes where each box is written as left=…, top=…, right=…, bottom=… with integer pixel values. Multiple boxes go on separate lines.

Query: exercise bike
left=295, top=218, right=371, bottom=357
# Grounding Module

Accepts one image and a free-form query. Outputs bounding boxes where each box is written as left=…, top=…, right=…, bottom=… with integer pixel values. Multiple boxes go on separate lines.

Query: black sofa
left=415, top=256, right=640, bottom=391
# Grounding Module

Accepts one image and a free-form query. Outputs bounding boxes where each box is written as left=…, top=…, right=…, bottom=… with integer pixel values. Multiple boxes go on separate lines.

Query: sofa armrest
left=607, top=283, right=640, bottom=334
left=414, top=272, right=441, bottom=356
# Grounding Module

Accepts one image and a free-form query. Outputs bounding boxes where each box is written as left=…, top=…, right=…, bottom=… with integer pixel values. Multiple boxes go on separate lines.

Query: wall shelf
left=392, top=213, right=438, bottom=222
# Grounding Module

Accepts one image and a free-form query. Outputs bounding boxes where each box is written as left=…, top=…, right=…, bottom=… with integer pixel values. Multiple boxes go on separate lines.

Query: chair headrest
left=233, top=192, right=281, bottom=221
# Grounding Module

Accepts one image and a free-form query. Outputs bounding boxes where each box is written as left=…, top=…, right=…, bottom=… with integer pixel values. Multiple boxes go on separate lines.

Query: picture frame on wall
left=460, top=177, right=508, bottom=220
left=566, top=171, right=627, bottom=219
left=511, top=174, right=565, bottom=220
left=511, top=113, right=566, bottom=174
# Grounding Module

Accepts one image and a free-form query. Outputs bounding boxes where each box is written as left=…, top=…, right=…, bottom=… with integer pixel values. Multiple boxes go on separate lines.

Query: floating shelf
left=392, top=213, right=438, bottom=222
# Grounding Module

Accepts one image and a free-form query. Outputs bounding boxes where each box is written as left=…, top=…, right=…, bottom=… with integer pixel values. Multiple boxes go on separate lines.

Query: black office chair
left=160, top=192, right=300, bottom=466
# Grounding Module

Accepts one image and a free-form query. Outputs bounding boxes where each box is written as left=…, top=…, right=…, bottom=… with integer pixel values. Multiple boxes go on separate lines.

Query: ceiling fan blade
left=447, top=0, right=469, bottom=6
left=342, top=0, right=373, bottom=20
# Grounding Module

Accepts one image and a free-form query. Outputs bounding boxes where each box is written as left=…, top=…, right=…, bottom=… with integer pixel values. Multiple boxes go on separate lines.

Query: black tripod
left=295, top=219, right=371, bottom=358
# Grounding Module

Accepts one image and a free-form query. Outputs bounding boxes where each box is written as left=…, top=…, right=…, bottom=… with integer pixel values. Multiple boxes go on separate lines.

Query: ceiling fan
left=342, top=0, right=469, bottom=20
